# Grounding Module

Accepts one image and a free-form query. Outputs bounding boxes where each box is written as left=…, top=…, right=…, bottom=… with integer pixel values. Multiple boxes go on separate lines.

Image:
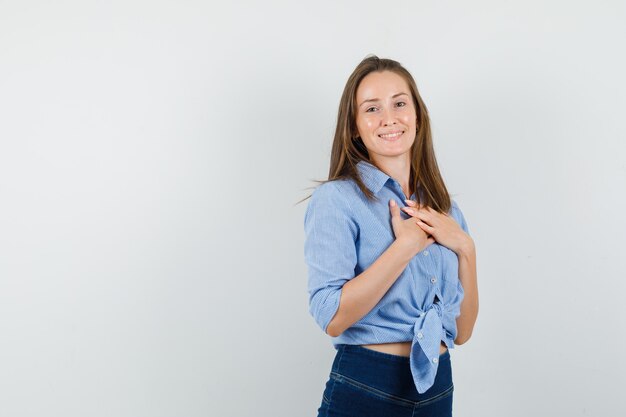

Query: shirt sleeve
left=450, top=199, right=470, bottom=236
left=304, top=182, right=358, bottom=335
left=447, top=199, right=470, bottom=344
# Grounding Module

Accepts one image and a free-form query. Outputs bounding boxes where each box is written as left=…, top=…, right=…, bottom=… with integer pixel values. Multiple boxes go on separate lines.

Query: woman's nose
left=381, top=108, right=396, bottom=126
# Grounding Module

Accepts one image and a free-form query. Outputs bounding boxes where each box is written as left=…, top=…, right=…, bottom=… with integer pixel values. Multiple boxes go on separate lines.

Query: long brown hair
left=299, top=55, right=451, bottom=214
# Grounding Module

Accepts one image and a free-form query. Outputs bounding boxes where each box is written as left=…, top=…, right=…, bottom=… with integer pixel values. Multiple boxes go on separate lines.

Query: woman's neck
left=370, top=155, right=412, bottom=198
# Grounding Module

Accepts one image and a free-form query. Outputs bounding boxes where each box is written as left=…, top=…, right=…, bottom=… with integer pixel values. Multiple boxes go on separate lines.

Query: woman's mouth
left=378, top=131, right=404, bottom=141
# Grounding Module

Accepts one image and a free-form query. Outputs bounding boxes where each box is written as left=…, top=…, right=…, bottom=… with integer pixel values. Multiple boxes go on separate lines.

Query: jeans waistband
left=330, top=344, right=452, bottom=401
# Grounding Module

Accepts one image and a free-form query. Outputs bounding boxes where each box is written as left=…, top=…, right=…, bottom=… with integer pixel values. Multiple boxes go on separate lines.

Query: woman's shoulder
left=304, top=179, right=361, bottom=229
left=447, top=198, right=461, bottom=218
left=310, top=178, right=358, bottom=202
left=448, top=198, right=470, bottom=234
left=305, top=179, right=360, bottom=221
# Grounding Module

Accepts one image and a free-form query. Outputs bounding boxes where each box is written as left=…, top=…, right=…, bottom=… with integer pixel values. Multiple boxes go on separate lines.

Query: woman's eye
left=396, top=101, right=406, bottom=107
left=365, top=107, right=378, bottom=112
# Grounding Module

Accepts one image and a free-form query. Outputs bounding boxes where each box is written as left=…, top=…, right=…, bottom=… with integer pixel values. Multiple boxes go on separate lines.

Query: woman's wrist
left=455, top=236, right=475, bottom=258
left=391, top=238, right=420, bottom=261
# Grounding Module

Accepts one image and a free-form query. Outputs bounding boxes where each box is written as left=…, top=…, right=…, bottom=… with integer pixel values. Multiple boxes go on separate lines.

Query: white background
left=1, top=1, right=625, bottom=416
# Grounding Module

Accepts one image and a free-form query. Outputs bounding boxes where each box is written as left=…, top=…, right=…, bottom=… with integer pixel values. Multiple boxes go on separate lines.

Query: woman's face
left=354, top=70, right=417, bottom=164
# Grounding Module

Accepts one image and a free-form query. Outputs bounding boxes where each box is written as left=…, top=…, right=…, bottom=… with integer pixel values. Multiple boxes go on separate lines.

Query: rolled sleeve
left=304, top=182, right=358, bottom=334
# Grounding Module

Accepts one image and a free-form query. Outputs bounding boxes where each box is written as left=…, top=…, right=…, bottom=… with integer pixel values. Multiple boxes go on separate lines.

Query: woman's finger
left=416, top=220, right=434, bottom=235
left=401, top=207, right=419, bottom=216
left=402, top=206, right=432, bottom=222
left=404, top=200, right=441, bottom=217
left=404, top=199, right=427, bottom=209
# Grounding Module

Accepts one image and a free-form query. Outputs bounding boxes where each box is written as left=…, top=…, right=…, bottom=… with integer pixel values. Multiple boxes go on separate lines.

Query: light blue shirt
left=303, top=159, right=470, bottom=394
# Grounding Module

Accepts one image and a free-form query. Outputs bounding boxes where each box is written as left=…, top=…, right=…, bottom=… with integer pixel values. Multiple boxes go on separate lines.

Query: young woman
left=303, top=55, right=479, bottom=416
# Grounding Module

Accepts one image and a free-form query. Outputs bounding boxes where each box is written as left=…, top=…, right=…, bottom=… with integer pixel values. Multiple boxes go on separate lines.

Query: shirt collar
left=356, top=160, right=391, bottom=195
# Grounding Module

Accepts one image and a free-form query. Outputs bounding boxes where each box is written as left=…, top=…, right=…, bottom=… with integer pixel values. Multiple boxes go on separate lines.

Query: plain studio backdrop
left=1, top=1, right=625, bottom=416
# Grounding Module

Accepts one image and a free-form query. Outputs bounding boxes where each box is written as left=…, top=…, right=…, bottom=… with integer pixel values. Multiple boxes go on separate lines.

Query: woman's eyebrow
left=359, top=92, right=409, bottom=107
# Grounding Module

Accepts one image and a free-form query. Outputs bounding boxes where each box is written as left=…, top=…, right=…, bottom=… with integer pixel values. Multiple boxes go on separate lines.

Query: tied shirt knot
left=410, top=299, right=446, bottom=393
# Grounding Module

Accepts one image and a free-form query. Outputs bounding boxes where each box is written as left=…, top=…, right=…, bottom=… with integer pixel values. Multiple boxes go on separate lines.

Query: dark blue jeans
left=316, top=344, right=453, bottom=417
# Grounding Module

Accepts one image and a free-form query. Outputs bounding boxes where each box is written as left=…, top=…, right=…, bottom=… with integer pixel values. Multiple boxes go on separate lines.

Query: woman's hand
left=401, top=199, right=472, bottom=255
left=389, top=199, right=434, bottom=256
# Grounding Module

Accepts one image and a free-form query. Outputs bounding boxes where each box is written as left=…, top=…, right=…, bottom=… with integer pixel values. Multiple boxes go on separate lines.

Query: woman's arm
left=454, top=240, right=479, bottom=345
left=326, top=199, right=434, bottom=337
left=326, top=239, right=417, bottom=337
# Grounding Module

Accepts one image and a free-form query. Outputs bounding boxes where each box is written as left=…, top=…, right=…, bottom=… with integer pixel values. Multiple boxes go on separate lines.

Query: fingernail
left=390, top=199, right=396, bottom=207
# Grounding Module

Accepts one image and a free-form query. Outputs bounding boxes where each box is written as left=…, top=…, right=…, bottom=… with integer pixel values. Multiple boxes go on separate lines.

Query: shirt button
left=431, top=277, right=437, bottom=284
left=432, top=357, right=439, bottom=364
left=417, top=332, right=423, bottom=339
left=423, top=251, right=429, bottom=256
left=419, top=312, right=425, bottom=318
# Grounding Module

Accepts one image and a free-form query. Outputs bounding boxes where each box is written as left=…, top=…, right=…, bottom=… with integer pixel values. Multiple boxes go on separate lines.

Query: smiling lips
left=378, top=130, right=404, bottom=140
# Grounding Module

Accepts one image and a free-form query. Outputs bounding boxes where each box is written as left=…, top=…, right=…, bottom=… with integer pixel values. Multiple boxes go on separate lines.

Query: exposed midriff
left=360, top=341, right=447, bottom=357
